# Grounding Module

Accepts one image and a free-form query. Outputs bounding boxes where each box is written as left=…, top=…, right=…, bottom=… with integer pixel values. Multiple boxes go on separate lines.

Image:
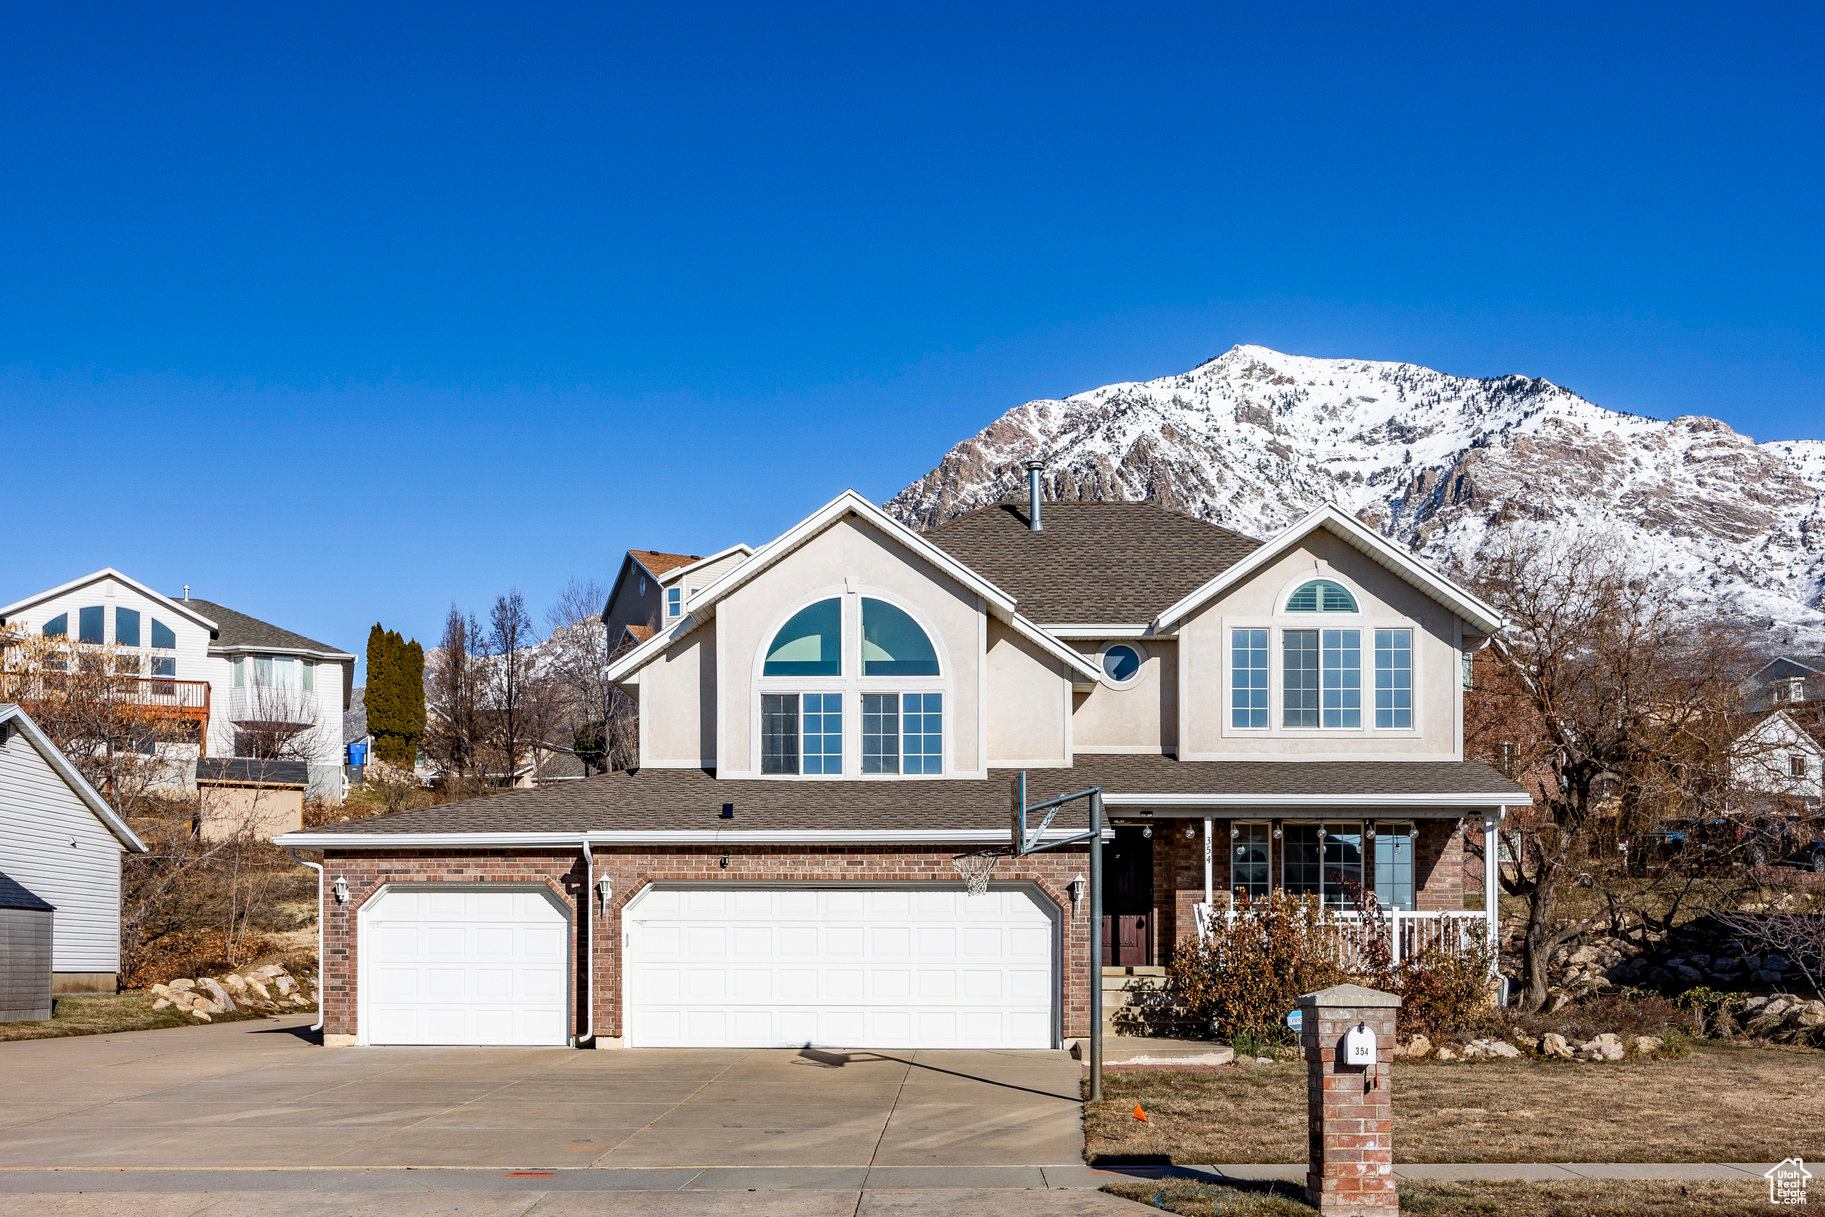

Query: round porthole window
left=1102, top=644, right=1142, bottom=684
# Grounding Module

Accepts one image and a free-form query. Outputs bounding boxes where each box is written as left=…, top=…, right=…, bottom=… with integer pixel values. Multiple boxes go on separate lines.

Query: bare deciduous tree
left=424, top=605, right=488, bottom=781
left=543, top=577, right=634, bottom=774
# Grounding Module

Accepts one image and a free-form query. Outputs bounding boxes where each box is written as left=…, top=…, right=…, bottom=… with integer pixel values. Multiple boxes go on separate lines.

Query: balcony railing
left=0, top=669, right=211, bottom=717
left=1193, top=901, right=1487, bottom=966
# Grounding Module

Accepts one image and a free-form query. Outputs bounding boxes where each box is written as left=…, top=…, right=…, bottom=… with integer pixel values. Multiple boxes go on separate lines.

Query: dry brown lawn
left=0, top=991, right=267, bottom=1041
left=1086, top=1041, right=1825, bottom=1164
left=1103, top=1177, right=1801, bottom=1217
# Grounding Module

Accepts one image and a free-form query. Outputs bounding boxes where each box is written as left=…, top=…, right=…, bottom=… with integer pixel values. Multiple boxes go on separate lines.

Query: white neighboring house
left=0, top=704, right=148, bottom=993
left=1730, top=710, right=1825, bottom=812
left=0, top=570, right=355, bottom=802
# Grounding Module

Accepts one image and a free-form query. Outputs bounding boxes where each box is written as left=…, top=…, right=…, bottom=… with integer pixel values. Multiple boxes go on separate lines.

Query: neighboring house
left=195, top=757, right=310, bottom=842
left=279, top=484, right=1526, bottom=1050
left=0, top=704, right=147, bottom=993
left=604, top=546, right=755, bottom=653
left=1740, top=656, right=1825, bottom=713
left=0, top=570, right=354, bottom=802
left=1729, top=710, right=1825, bottom=814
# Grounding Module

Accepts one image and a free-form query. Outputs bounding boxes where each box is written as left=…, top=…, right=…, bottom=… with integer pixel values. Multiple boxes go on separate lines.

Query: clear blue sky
left=4, top=2, right=1821, bottom=675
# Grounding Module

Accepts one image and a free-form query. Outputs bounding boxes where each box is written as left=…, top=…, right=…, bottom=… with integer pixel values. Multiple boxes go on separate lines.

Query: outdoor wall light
left=1141, top=825, right=1152, bottom=838
left=1068, top=874, right=1086, bottom=907
left=1272, top=823, right=1283, bottom=839
left=1230, top=824, right=1240, bottom=839
left=1317, top=826, right=1328, bottom=840
left=1183, top=823, right=1196, bottom=840
left=1365, top=823, right=1377, bottom=841
left=596, top=874, right=613, bottom=914
left=332, top=875, right=350, bottom=904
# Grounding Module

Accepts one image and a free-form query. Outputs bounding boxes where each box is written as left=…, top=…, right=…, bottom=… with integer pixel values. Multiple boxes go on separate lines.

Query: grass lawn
left=1085, top=1041, right=1825, bottom=1165
left=1103, top=1177, right=1794, bottom=1217
left=0, top=991, right=285, bottom=1042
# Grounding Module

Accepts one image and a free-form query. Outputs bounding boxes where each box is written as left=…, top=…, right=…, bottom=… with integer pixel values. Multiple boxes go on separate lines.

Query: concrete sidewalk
left=1102, top=1162, right=1787, bottom=1183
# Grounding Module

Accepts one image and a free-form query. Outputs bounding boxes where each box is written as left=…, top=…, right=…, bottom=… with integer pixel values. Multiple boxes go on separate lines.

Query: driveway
left=0, top=1016, right=1137, bottom=1215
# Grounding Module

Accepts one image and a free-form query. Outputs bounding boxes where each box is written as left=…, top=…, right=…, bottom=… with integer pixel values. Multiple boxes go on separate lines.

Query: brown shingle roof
left=922, top=501, right=1262, bottom=624
left=629, top=551, right=703, bottom=579
left=623, top=624, right=655, bottom=642
left=295, top=755, right=1526, bottom=839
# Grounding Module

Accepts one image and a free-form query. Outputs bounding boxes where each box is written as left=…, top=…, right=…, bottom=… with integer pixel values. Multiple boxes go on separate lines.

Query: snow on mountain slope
left=888, top=345, right=1825, bottom=649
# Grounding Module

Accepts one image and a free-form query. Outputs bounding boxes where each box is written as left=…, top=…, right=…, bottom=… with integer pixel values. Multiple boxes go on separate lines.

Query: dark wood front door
left=1102, top=826, right=1154, bottom=966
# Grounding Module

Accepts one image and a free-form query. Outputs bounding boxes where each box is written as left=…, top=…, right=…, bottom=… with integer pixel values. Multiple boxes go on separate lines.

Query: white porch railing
left=1192, top=902, right=1486, bottom=967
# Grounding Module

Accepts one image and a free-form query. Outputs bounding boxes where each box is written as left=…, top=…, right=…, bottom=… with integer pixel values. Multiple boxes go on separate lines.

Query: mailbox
left=1343, top=1021, right=1377, bottom=1066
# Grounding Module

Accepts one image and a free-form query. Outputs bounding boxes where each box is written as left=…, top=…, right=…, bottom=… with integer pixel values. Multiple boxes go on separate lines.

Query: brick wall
left=316, top=844, right=1093, bottom=1043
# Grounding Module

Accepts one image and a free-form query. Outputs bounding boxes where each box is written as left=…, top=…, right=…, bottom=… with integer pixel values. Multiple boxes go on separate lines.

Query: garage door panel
left=362, top=886, right=569, bottom=1047
left=627, top=886, right=1055, bottom=1049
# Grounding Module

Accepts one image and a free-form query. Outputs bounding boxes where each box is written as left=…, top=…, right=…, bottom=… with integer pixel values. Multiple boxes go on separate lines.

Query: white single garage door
left=361, top=886, right=569, bottom=1046
left=625, top=886, right=1056, bottom=1049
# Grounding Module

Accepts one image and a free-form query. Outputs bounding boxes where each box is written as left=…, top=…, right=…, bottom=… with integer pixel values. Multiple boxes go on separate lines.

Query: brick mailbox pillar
left=1298, top=982, right=1401, bottom=1216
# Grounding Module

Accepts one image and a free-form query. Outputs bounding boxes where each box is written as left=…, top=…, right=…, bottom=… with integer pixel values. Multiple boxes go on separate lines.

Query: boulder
left=152, top=998, right=171, bottom=1010
left=189, top=1009, right=211, bottom=1021
left=1688, top=953, right=1712, bottom=970
left=168, top=979, right=197, bottom=992
left=274, top=974, right=298, bottom=997
left=1753, top=969, right=1785, bottom=984
left=1433, top=1046, right=1458, bottom=1062
left=1591, top=1033, right=1625, bottom=1061
left=1792, top=1002, right=1825, bottom=1030
left=1487, top=1040, right=1522, bottom=1059
left=1631, top=1035, right=1660, bottom=1058
left=1539, top=1032, right=1574, bottom=1060
left=200, top=979, right=238, bottom=1013
left=243, top=978, right=272, bottom=1002
left=1402, top=1034, right=1431, bottom=1060
left=1765, top=954, right=1791, bottom=972
left=1671, top=964, right=1703, bottom=984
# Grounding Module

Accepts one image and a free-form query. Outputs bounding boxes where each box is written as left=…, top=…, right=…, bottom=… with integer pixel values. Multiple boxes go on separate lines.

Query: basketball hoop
left=952, top=849, right=1003, bottom=896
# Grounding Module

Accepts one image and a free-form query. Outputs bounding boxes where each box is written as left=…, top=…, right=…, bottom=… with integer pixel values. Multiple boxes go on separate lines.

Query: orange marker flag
left=1133, top=1104, right=1147, bottom=1122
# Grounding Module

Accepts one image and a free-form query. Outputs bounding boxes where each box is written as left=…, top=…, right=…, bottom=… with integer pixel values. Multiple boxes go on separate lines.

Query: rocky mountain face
left=888, top=345, right=1825, bottom=649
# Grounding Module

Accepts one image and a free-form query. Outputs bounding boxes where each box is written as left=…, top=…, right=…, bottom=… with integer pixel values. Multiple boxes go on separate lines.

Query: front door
left=1102, top=826, right=1154, bottom=966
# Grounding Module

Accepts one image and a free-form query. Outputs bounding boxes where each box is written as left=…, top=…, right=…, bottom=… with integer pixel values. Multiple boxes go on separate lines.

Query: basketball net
left=951, top=849, right=1003, bottom=896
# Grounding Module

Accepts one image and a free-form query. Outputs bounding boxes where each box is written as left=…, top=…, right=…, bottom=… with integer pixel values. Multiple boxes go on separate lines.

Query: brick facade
left=1299, top=985, right=1401, bottom=1215
left=316, top=844, right=1093, bottom=1044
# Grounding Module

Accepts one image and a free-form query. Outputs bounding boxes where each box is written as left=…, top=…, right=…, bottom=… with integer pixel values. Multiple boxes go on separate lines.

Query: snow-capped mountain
left=888, top=345, right=1825, bottom=650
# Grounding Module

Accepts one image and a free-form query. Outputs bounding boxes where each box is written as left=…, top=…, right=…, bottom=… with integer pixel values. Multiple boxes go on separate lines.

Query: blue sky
left=3, top=3, right=1821, bottom=673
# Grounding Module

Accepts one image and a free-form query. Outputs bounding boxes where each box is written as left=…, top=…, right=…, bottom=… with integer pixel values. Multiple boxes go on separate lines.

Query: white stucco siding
left=1070, top=639, right=1177, bottom=753
left=641, top=624, right=717, bottom=767
left=1178, top=532, right=1464, bottom=760
left=715, top=518, right=986, bottom=776
left=985, top=620, right=1071, bottom=767
left=0, top=731, right=125, bottom=975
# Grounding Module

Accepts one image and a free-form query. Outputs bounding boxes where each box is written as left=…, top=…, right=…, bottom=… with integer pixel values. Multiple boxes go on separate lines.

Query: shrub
left=1379, top=938, right=1500, bottom=1041
left=1167, top=892, right=1346, bottom=1043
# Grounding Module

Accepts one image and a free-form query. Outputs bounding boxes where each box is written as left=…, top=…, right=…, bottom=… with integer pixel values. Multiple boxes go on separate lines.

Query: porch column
left=1481, top=810, right=1502, bottom=972
left=1203, top=817, right=1213, bottom=907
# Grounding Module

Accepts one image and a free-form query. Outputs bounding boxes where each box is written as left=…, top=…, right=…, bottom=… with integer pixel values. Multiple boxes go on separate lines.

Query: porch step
left=1100, top=967, right=1200, bottom=1037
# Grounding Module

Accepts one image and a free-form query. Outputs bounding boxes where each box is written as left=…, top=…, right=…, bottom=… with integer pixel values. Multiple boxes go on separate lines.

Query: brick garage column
left=1298, top=983, right=1401, bottom=1216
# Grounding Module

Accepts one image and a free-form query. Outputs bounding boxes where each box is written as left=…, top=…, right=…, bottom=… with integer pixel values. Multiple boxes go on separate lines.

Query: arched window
left=763, top=598, right=842, bottom=676
left=861, top=598, right=939, bottom=676
left=42, top=613, right=67, bottom=638
left=1286, top=579, right=1358, bottom=613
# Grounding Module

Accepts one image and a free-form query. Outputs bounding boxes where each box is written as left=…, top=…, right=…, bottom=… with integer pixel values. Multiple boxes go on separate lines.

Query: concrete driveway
left=0, top=1016, right=1138, bottom=1215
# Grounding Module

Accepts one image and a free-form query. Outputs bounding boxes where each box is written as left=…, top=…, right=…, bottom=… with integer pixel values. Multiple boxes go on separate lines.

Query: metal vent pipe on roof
left=1025, top=460, right=1044, bottom=531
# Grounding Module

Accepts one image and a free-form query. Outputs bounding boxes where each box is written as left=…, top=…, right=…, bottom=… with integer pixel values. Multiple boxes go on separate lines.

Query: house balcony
left=0, top=669, right=212, bottom=752
left=1192, top=901, right=1488, bottom=967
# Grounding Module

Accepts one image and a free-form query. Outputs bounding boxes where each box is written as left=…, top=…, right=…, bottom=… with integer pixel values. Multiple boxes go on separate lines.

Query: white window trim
left=1278, top=819, right=1368, bottom=908
left=1096, top=642, right=1148, bottom=690
left=750, top=587, right=951, bottom=779
left=1221, top=594, right=1424, bottom=742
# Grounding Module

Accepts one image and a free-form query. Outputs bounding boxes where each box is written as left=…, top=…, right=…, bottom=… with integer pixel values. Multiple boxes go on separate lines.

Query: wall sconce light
left=332, top=875, right=349, bottom=904
left=1272, top=823, right=1283, bottom=840
left=1316, top=826, right=1328, bottom=840
left=1141, top=825, right=1152, bottom=838
left=1365, top=823, right=1377, bottom=841
left=596, top=874, right=613, bottom=914
left=1230, top=824, right=1241, bottom=839
left=1183, top=823, right=1196, bottom=840
left=1068, top=873, right=1086, bottom=908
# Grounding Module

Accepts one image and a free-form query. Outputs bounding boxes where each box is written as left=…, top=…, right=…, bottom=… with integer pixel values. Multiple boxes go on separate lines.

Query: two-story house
left=278, top=485, right=1526, bottom=1049
left=1, top=570, right=354, bottom=802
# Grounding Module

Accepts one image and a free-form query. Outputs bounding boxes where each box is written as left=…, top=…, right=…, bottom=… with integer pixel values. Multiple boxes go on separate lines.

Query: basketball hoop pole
left=1088, top=788, right=1104, bottom=1101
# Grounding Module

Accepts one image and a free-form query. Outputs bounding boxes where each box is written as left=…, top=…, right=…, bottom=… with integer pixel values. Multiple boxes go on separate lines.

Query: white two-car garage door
left=361, top=886, right=569, bottom=1046
left=625, top=886, right=1056, bottom=1049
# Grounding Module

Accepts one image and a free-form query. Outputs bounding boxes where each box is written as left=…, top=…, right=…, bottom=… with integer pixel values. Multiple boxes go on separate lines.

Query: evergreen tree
left=367, top=623, right=425, bottom=765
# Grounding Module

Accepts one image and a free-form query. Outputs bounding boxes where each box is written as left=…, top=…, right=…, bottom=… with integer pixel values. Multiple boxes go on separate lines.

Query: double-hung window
left=1374, top=629, right=1412, bottom=728
left=862, top=692, right=943, bottom=774
left=760, top=692, right=843, bottom=775
left=666, top=586, right=683, bottom=619
left=1230, top=629, right=1269, bottom=728
left=1283, top=628, right=1362, bottom=727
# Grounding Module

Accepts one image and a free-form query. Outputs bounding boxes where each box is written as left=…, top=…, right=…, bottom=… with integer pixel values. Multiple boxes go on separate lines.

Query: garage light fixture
left=596, top=874, right=613, bottom=913
left=332, top=875, right=349, bottom=904
left=1069, top=873, right=1086, bottom=908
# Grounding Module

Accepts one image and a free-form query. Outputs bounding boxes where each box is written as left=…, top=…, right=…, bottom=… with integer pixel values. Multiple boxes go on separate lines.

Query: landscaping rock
left=274, top=974, right=297, bottom=996
left=1433, top=1046, right=1458, bottom=1062
left=168, top=979, right=196, bottom=992
left=1631, top=1035, right=1660, bottom=1058
left=189, top=1009, right=211, bottom=1021
left=1400, top=1034, right=1431, bottom=1060
left=1539, top=1033, right=1574, bottom=1060
left=152, top=998, right=171, bottom=1010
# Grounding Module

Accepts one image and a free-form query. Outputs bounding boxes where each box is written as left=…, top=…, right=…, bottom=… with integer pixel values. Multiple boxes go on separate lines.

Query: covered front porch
left=1097, top=806, right=1506, bottom=970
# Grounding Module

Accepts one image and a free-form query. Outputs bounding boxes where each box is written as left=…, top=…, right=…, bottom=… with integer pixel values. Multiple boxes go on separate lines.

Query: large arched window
left=1285, top=579, right=1359, bottom=613
left=861, top=598, right=939, bottom=676
left=763, top=598, right=842, bottom=676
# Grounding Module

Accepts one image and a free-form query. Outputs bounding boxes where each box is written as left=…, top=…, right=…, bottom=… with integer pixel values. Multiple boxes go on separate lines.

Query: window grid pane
left=1232, top=822, right=1271, bottom=900
left=760, top=693, right=800, bottom=774
left=1283, top=825, right=1322, bottom=897
left=862, top=693, right=900, bottom=774
left=1374, top=628, right=1413, bottom=729
left=801, top=692, right=842, bottom=774
left=902, top=692, right=942, bottom=774
left=1323, top=823, right=1363, bottom=908
left=1321, top=629, right=1361, bottom=729
left=1374, top=824, right=1414, bottom=910
left=1283, top=631, right=1318, bottom=728
left=1231, top=629, right=1268, bottom=728
left=666, top=587, right=682, bottom=618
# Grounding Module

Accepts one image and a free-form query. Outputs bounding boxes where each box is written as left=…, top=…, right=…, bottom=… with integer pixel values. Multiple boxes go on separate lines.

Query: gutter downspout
left=285, top=849, right=325, bottom=1035
left=578, top=839, right=595, bottom=1048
